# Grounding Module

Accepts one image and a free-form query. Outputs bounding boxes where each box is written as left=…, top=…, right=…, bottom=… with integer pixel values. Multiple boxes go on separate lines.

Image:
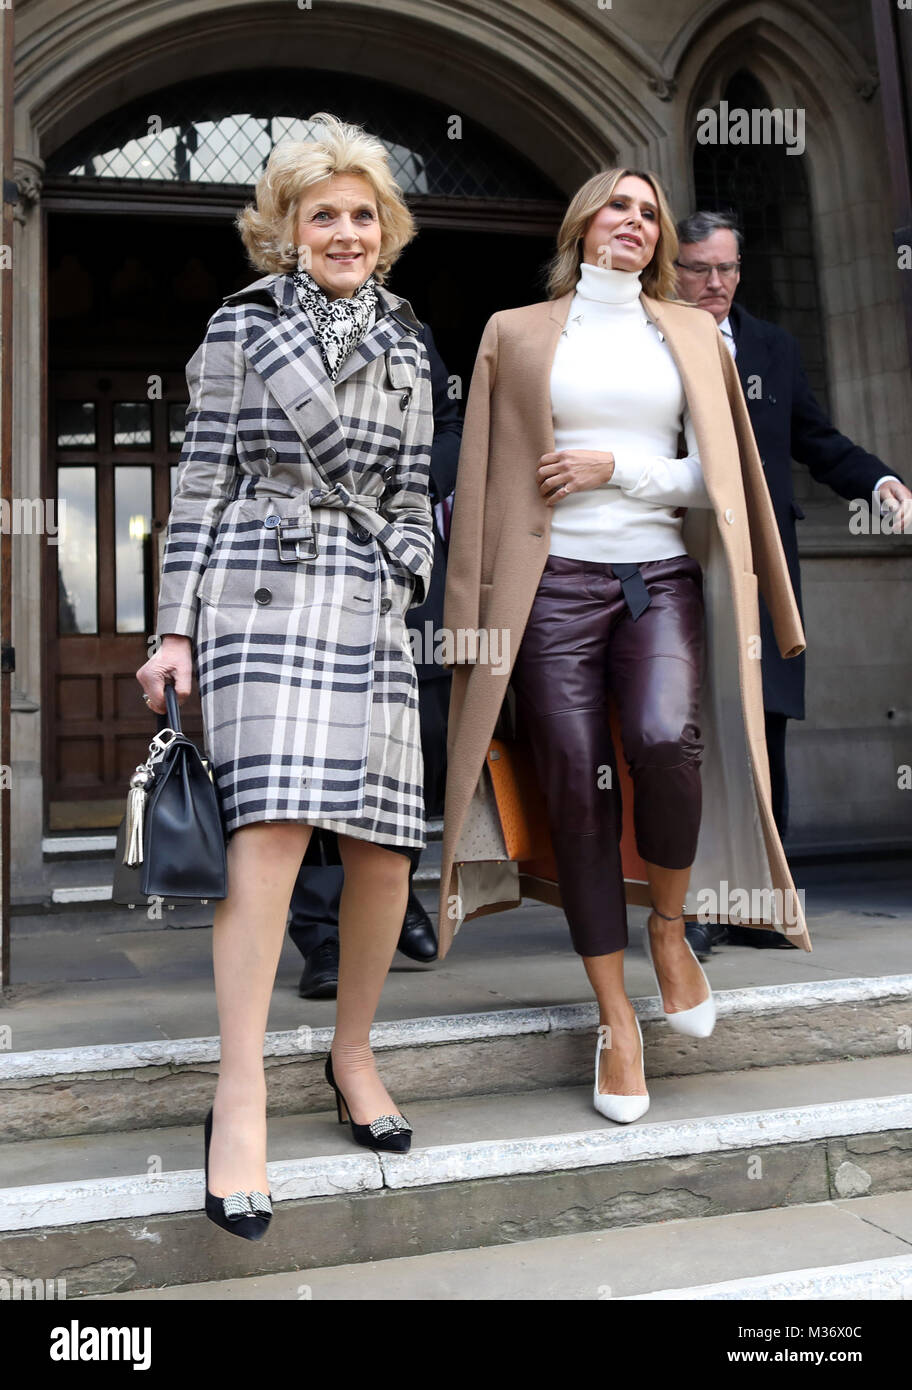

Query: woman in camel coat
left=436, top=167, right=811, bottom=1122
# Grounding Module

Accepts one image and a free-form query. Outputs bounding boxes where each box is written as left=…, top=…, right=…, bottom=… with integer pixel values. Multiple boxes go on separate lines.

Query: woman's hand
left=136, top=635, right=193, bottom=715
left=537, top=450, right=615, bottom=505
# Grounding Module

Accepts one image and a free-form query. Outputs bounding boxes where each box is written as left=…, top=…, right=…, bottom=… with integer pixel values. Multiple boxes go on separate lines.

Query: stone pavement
left=1, top=856, right=908, bottom=1052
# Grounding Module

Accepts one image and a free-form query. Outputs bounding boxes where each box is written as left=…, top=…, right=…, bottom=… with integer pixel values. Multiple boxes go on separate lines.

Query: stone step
left=1, top=1052, right=910, bottom=1294
left=89, top=1190, right=912, bottom=1301
left=3, top=974, right=909, bottom=1142
left=42, top=835, right=118, bottom=861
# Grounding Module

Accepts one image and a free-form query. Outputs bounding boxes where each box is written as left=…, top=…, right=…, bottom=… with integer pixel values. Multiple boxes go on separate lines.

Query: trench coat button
left=380, top=597, right=392, bottom=614
left=264, top=514, right=281, bottom=528
left=353, top=525, right=370, bottom=542
left=254, top=587, right=272, bottom=605
left=265, top=447, right=278, bottom=464
left=724, top=509, right=735, bottom=524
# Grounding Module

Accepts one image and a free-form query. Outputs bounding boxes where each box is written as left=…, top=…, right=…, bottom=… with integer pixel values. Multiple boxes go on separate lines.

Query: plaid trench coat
left=155, top=271, right=435, bottom=849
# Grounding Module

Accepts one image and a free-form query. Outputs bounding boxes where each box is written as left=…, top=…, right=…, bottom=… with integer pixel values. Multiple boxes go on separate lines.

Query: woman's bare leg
left=330, top=835, right=411, bottom=1122
left=207, top=822, right=312, bottom=1197
left=583, top=949, right=647, bottom=1095
left=644, top=861, right=708, bottom=1012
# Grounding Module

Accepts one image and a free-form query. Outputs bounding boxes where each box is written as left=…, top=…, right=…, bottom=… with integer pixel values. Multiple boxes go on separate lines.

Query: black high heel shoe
left=324, top=1053, right=412, bottom=1153
left=203, top=1107, right=273, bottom=1241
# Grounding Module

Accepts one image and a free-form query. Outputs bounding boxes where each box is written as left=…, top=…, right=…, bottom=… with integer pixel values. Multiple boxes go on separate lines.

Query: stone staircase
left=1, top=973, right=910, bottom=1298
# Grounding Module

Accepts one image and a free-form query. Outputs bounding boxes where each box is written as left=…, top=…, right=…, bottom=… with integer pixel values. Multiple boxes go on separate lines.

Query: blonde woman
left=137, top=114, right=434, bottom=1239
left=438, top=168, right=809, bottom=1123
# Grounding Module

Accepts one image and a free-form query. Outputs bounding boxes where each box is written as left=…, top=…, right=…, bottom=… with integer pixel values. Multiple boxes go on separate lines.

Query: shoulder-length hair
left=236, top=111, right=416, bottom=282
left=546, top=168, right=679, bottom=301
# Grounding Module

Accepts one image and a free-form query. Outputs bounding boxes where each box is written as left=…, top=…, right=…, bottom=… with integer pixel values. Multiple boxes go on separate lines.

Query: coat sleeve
left=441, top=314, right=499, bottom=659
left=717, top=332, right=806, bottom=661
left=382, top=342, right=436, bottom=610
left=788, top=333, right=905, bottom=495
left=610, top=405, right=711, bottom=508
left=156, top=304, right=245, bottom=639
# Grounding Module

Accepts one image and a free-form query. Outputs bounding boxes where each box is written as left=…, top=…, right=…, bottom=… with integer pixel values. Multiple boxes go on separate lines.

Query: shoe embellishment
left=221, top=1190, right=273, bottom=1221
left=368, top=1115, right=412, bottom=1140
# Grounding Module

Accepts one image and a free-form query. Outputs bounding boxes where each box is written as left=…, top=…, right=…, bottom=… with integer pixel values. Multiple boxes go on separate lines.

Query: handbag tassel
left=125, top=784, right=146, bottom=866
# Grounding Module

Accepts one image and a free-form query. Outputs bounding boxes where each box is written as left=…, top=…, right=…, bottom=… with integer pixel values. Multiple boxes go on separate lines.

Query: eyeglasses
left=674, top=260, right=742, bottom=278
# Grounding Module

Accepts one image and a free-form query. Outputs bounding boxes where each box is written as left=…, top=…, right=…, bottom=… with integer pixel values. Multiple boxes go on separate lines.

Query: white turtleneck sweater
left=548, top=261, right=711, bottom=562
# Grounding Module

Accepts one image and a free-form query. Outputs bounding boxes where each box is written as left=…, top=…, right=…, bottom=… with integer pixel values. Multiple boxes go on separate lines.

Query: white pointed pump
left=644, top=905, right=716, bottom=1038
left=593, top=1017, right=650, bottom=1124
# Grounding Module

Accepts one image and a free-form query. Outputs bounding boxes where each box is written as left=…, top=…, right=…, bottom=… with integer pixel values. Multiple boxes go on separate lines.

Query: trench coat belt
left=234, top=474, right=383, bottom=563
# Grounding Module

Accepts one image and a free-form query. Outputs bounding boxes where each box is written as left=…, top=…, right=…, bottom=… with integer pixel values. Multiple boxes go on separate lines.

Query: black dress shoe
left=397, top=894, right=438, bottom=962
left=684, top=922, right=715, bottom=961
left=203, top=1108, right=272, bottom=1242
left=298, top=937, right=340, bottom=998
left=325, top=1053, right=413, bottom=1153
left=723, top=923, right=798, bottom=950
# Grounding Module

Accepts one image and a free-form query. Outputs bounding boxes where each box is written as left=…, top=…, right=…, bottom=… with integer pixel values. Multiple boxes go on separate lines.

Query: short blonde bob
left=236, top=111, right=416, bottom=282
left=547, top=167, right=679, bottom=301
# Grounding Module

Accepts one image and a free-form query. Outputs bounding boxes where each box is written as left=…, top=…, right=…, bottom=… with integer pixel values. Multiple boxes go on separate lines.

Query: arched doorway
left=41, top=72, right=565, bottom=828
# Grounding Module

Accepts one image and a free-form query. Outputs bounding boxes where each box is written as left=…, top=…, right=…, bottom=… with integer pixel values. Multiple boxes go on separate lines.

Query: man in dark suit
left=675, top=211, right=910, bottom=953
left=289, top=322, right=462, bottom=996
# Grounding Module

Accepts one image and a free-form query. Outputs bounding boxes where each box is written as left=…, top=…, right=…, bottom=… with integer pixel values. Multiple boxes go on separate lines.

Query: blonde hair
left=546, top=168, right=679, bottom=301
left=236, top=111, right=416, bottom=282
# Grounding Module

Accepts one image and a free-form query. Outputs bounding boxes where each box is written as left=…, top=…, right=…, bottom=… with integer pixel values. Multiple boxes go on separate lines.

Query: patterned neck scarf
left=290, top=267, right=378, bottom=380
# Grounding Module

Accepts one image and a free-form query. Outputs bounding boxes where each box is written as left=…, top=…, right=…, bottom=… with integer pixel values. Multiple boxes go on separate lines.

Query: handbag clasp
left=149, top=728, right=179, bottom=762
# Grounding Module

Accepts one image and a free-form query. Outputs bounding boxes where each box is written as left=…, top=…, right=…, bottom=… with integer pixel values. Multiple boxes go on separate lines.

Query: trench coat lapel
left=332, top=287, right=421, bottom=391
left=236, top=276, right=422, bottom=490
left=532, top=293, right=574, bottom=457
left=238, top=274, right=355, bottom=489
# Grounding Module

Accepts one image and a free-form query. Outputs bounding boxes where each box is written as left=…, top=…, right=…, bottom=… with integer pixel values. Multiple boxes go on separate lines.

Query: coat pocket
left=197, top=495, right=320, bottom=611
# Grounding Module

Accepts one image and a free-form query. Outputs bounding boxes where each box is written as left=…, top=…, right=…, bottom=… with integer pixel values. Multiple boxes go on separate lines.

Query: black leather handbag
left=112, top=683, right=227, bottom=906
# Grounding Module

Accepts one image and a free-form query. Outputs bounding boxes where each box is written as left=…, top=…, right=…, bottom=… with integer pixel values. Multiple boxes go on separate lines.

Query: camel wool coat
left=435, top=289, right=813, bottom=957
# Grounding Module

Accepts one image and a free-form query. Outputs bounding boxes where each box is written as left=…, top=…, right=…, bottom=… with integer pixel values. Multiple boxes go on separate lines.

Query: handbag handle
left=163, top=680, right=183, bottom=735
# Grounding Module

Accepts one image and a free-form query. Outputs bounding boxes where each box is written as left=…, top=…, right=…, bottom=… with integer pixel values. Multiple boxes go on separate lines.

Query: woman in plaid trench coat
left=137, top=114, right=434, bottom=1237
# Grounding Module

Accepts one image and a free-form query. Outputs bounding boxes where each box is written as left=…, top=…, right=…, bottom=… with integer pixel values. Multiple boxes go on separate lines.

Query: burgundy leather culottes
left=510, top=553, right=706, bottom=957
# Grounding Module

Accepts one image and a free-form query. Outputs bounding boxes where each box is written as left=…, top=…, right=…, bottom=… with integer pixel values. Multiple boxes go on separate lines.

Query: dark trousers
left=510, top=553, right=706, bottom=958
left=764, top=710, right=789, bottom=838
left=288, top=674, right=451, bottom=958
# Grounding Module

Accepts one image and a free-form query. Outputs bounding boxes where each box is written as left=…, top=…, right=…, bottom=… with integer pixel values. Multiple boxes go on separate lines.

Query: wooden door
left=46, top=371, right=203, bottom=827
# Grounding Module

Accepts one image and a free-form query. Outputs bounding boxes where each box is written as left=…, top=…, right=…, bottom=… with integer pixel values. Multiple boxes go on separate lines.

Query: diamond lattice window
left=47, top=69, right=560, bottom=201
